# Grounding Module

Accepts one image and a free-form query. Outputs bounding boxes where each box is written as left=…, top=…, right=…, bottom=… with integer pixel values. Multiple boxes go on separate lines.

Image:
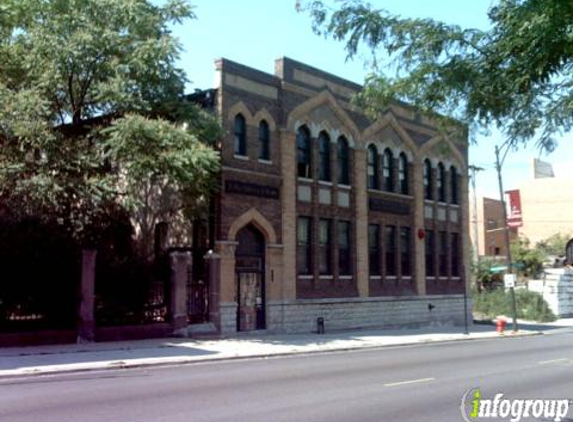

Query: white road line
left=384, top=377, right=435, bottom=387
left=538, top=358, right=569, bottom=365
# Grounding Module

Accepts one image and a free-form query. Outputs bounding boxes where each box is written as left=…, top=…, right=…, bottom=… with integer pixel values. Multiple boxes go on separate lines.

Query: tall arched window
left=258, top=120, right=270, bottom=160
left=382, top=148, right=394, bottom=192
left=399, top=152, right=408, bottom=194
left=234, top=114, right=247, bottom=156
left=450, top=165, right=459, bottom=204
left=318, top=131, right=331, bottom=181
left=437, top=162, right=446, bottom=202
left=367, top=144, right=378, bottom=189
left=424, top=159, right=433, bottom=200
left=296, top=125, right=312, bottom=178
left=337, top=136, right=350, bottom=185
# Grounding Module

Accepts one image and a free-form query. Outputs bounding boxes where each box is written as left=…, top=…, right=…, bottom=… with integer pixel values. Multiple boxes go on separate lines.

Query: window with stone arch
left=296, top=125, right=312, bottom=178
left=382, top=148, right=394, bottom=192
left=450, top=165, right=459, bottom=205
left=424, top=159, right=433, bottom=200
left=258, top=120, right=270, bottom=160
left=367, top=144, right=378, bottom=189
left=399, top=152, right=409, bottom=195
left=234, top=114, right=247, bottom=156
left=318, top=131, right=331, bottom=182
left=337, top=136, right=350, bottom=185
left=437, top=162, right=446, bottom=202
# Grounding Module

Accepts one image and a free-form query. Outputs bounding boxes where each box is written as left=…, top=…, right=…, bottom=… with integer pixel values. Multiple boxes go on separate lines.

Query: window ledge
left=338, top=184, right=352, bottom=190
left=298, top=274, right=314, bottom=279
left=234, top=154, right=249, bottom=161
left=297, top=177, right=313, bottom=183
left=318, top=180, right=333, bottom=186
left=339, top=275, right=353, bottom=279
left=319, top=275, right=334, bottom=279
left=258, top=159, right=272, bottom=165
left=369, top=275, right=382, bottom=280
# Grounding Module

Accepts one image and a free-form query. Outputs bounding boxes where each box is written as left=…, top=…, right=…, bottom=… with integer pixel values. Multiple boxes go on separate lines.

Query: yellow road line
left=384, top=377, right=435, bottom=387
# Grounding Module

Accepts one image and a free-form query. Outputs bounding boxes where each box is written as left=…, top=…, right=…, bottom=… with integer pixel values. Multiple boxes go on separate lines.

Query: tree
left=536, top=232, right=571, bottom=256
left=0, top=0, right=221, bottom=247
left=511, top=236, right=544, bottom=278
left=301, top=0, right=573, bottom=150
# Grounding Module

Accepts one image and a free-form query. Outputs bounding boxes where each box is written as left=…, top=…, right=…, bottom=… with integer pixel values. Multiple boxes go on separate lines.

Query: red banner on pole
left=505, top=189, right=523, bottom=228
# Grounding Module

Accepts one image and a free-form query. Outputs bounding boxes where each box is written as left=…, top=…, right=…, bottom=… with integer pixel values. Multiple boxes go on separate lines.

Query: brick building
left=202, top=57, right=470, bottom=334
left=472, top=197, right=517, bottom=258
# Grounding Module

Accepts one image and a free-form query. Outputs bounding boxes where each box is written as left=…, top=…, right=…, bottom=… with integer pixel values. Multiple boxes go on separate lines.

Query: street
left=1, top=332, right=573, bottom=422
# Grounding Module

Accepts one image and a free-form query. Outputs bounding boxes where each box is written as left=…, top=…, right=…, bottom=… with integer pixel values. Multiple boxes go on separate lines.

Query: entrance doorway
left=235, top=225, right=266, bottom=331
left=566, top=238, right=573, bottom=265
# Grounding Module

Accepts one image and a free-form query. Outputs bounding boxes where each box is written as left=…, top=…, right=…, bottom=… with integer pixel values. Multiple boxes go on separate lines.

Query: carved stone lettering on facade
left=368, top=198, right=411, bottom=215
left=225, top=180, right=280, bottom=199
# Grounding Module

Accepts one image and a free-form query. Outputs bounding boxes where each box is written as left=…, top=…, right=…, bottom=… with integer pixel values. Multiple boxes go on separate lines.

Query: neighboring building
left=199, top=57, right=470, bottom=334
left=472, top=159, right=573, bottom=259
left=518, top=160, right=573, bottom=246
left=472, top=196, right=517, bottom=258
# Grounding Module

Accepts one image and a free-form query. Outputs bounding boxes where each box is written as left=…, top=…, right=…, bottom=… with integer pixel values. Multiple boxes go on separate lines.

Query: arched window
left=367, top=144, right=378, bottom=189
left=234, top=114, right=247, bottom=156
left=258, top=120, right=270, bottom=160
left=382, top=148, right=394, bottom=192
left=399, top=152, right=408, bottom=194
left=424, top=159, right=433, bottom=200
left=296, top=125, right=312, bottom=178
left=450, top=165, right=459, bottom=204
left=337, top=136, right=350, bottom=185
left=318, top=131, right=331, bottom=181
left=437, top=162, right=446, bottom=202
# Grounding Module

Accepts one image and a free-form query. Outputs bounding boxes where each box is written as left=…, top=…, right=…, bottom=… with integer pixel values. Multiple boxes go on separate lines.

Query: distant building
left=472, top=159, right=573, bottom=259
left=472, top=196, right=517, bottom=258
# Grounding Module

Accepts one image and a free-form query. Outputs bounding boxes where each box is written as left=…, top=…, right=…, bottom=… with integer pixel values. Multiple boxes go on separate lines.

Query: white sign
left=504, top=274, right=516, bottom=288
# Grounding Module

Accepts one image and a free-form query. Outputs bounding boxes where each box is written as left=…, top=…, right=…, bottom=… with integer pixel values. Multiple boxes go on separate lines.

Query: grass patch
left=473, top=288, right=557, bottom=322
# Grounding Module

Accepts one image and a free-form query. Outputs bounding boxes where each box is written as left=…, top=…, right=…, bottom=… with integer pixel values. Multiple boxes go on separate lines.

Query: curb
left=0, top=330, right=543, bottom=381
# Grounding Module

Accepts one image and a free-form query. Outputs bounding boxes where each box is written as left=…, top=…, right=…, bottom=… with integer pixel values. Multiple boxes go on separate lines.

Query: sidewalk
left=1, top=319, right=571, bottom=379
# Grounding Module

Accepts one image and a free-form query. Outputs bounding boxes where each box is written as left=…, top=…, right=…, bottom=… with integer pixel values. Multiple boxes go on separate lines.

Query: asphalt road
left=2, top=332, right=573, bottom=422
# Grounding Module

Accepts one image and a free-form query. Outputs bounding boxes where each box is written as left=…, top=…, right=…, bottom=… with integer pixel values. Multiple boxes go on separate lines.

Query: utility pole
left=494, top=144, right=518, bottom=332
left=469, top=165, right=484, bottom=264
left=464, top=165, right=484, bottom=336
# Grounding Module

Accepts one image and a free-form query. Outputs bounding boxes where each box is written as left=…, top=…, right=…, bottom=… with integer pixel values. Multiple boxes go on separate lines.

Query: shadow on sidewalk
left=0, top=342, right=217, bottom=371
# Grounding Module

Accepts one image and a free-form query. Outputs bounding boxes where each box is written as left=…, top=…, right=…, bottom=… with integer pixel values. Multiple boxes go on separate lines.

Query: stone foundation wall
left=528, top=269, right=573, bottom=317
left=220, top=303, right=238, bottom=334
left=219, top=295, right=471, bottom=334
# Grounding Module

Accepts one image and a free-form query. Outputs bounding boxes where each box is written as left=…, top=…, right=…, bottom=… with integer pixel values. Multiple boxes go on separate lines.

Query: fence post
left=77, top=248, right=96, bottom=343
left=170, top=251, right=191, bottom=337
left=205, top=250, right=221, bottom=334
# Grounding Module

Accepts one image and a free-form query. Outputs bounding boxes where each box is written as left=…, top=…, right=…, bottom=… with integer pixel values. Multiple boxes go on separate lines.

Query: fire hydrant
left=496, top=318, right=507, bottom=334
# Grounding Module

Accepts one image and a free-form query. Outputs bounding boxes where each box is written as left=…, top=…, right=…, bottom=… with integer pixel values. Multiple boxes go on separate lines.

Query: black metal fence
left=95, top=253, right=170, bottom=326
left=0, top=218, right=79, bottom=332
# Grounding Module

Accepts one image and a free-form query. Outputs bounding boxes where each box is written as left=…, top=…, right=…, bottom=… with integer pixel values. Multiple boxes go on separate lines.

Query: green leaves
left=0, top=0, right=221, bottom=244
left=303, top=0, right=573, bottom=151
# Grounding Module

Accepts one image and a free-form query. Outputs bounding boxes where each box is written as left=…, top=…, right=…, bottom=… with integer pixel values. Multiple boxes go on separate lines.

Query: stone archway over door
left=566, top=239, right=573, bottom=265
left=235, top=224, right=266, bottom=331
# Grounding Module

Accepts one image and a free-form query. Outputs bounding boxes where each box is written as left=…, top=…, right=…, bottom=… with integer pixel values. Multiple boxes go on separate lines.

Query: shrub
left=473, top=287, right=556, bottom=322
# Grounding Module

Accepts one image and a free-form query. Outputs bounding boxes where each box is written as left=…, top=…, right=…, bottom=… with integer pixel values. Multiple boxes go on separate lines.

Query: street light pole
left=469, top=165, right=484, bottom=264
left=494, top=144, right=518, bottom=332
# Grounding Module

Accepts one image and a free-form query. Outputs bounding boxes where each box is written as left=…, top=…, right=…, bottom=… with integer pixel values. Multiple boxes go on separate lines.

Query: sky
left=166, top=0, right=573, bottom=199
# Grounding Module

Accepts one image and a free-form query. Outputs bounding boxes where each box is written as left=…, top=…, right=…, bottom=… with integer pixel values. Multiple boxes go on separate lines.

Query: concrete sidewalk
left=1, top=319, right=571, bottom=379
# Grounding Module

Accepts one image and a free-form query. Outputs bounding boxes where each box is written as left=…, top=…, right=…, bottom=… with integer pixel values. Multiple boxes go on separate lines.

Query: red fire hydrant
left=496, top=318, right=507, bottom=334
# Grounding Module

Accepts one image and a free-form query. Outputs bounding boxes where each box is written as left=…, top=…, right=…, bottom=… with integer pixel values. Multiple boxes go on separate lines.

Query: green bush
left=473, top=288, right=556, bottom=322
